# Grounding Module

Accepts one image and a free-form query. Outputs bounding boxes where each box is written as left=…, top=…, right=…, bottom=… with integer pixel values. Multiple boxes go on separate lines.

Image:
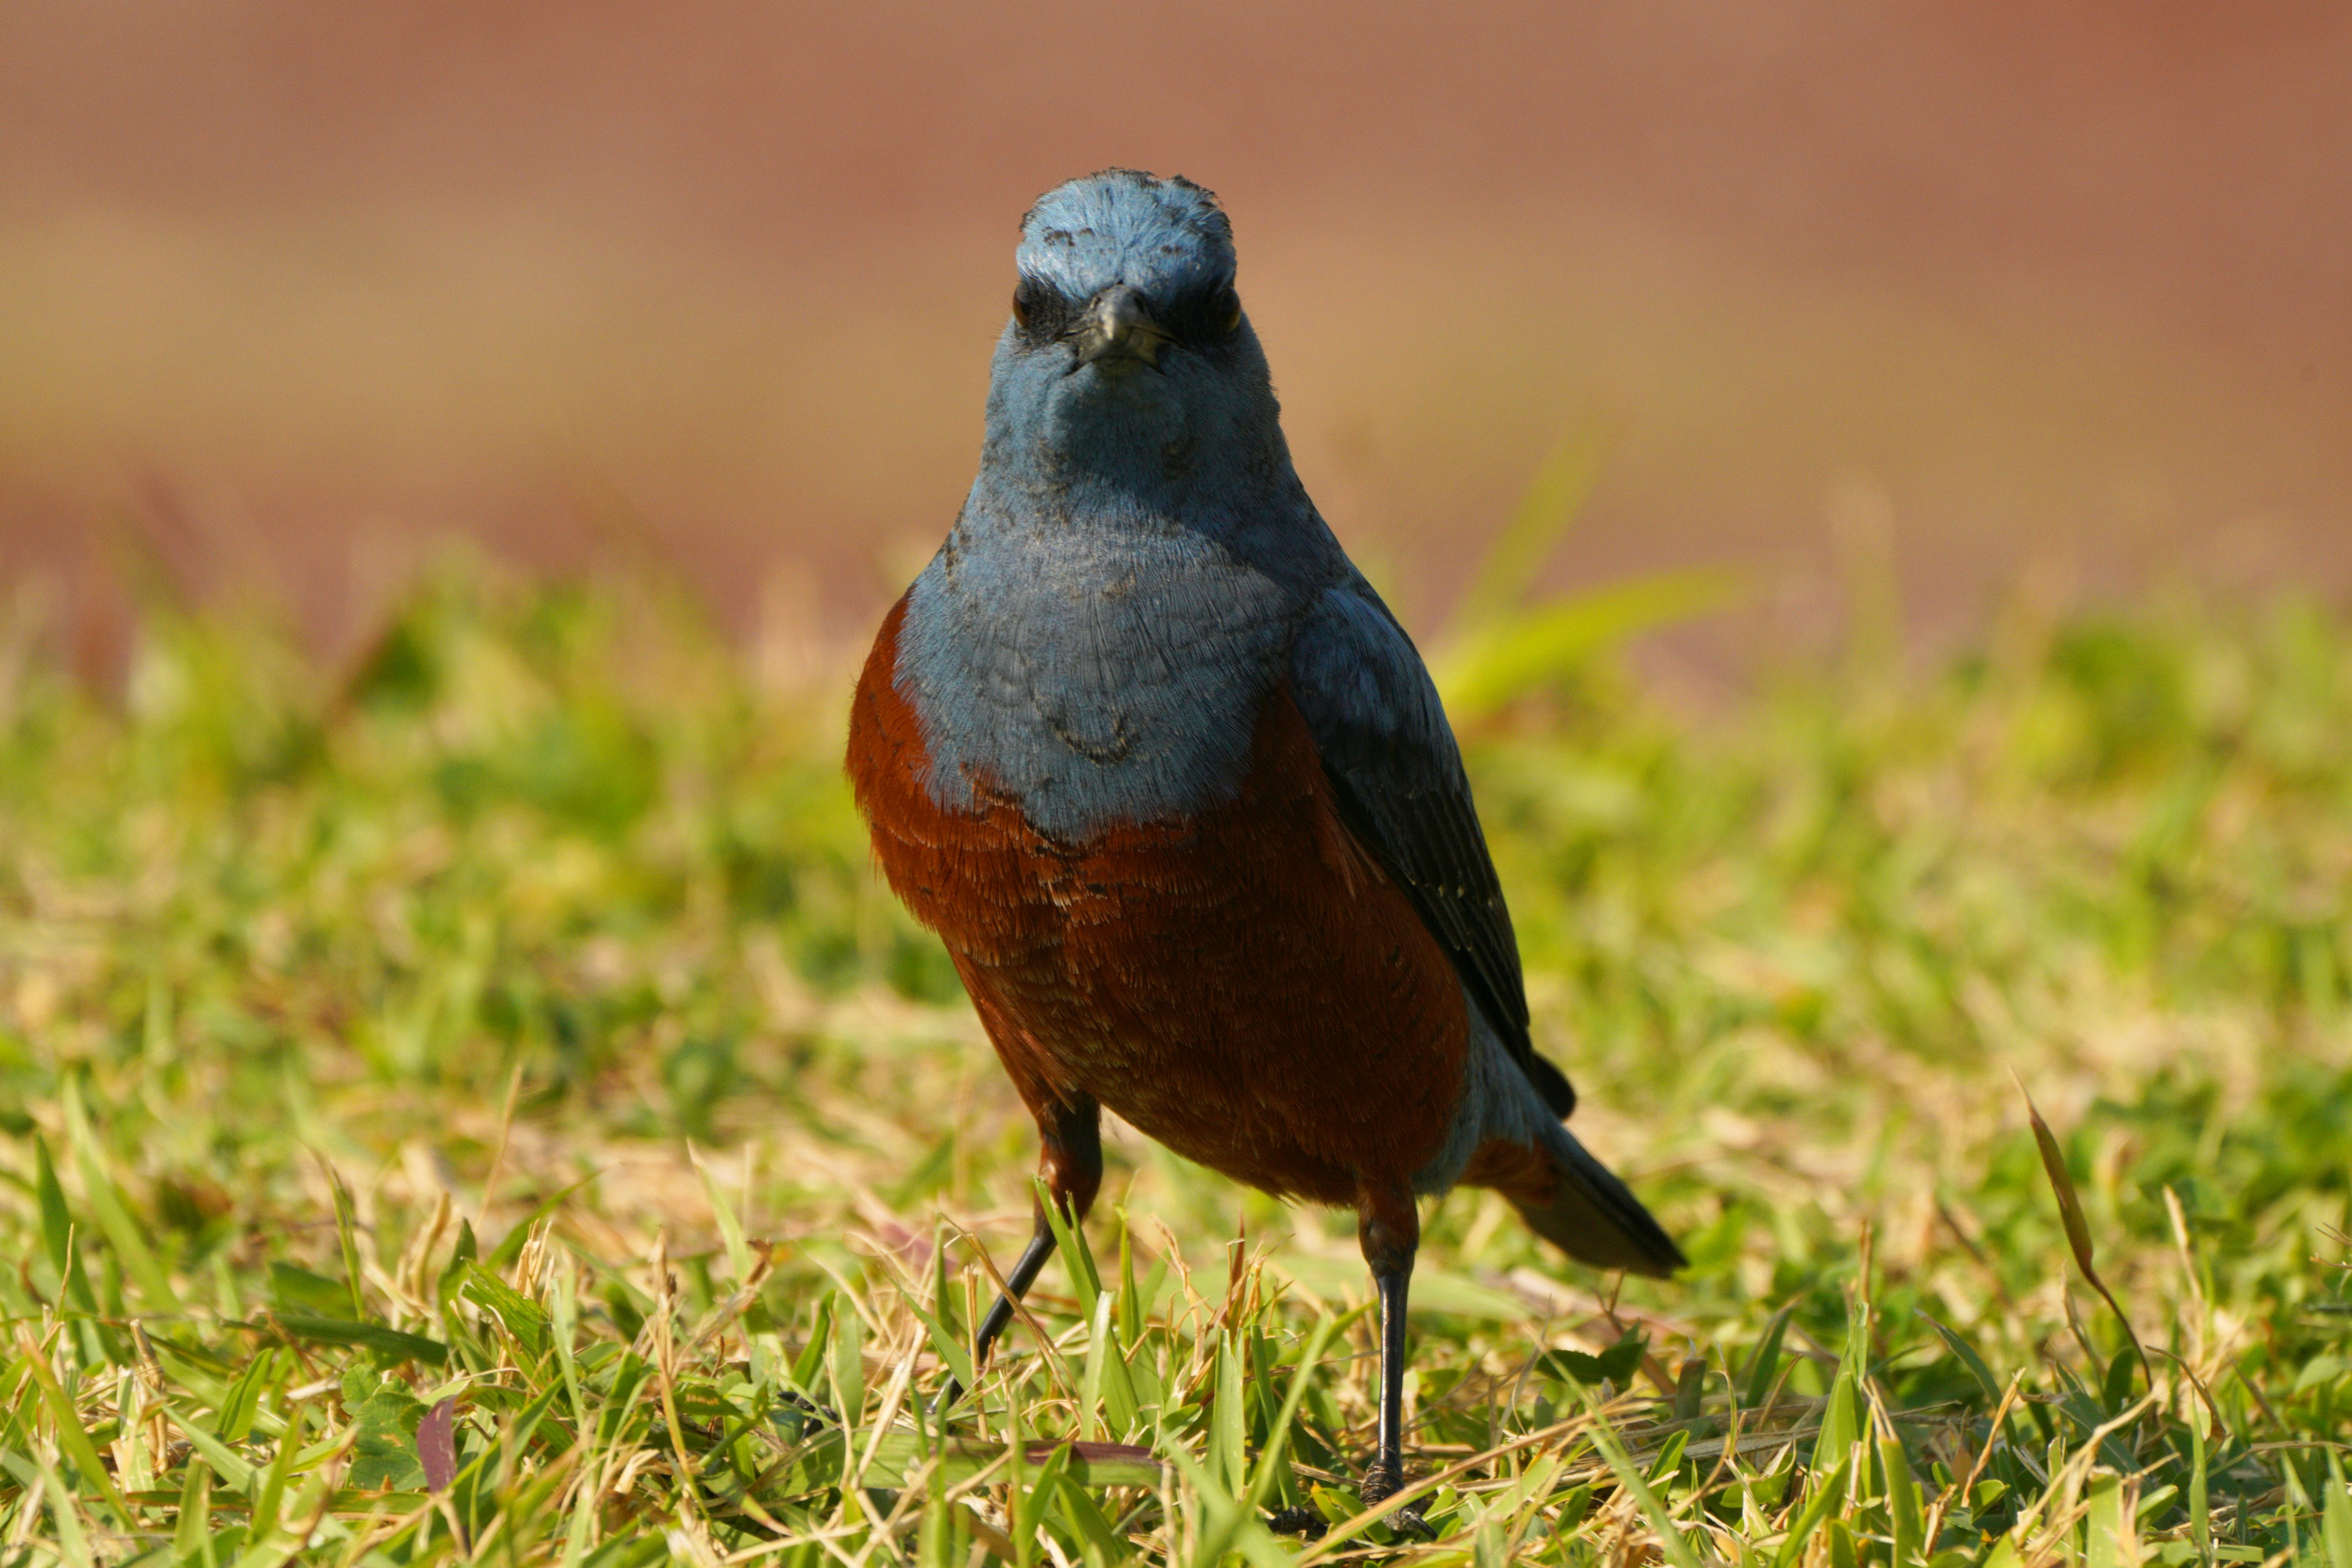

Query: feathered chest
left=890, top=528, right=1300, bottom=845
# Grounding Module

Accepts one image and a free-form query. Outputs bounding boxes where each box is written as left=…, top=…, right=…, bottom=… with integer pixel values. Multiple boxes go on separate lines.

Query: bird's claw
left=1358, top=1468, right=1433, bottom=1537
left=1266, top=1506, right=1326, bottom=1539
left=1382, top=1503, right=1434, bottom=1538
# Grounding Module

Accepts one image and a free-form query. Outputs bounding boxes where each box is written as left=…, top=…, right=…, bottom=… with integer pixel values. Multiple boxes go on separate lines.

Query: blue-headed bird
left=847, top=169, right=1682, bottom=1511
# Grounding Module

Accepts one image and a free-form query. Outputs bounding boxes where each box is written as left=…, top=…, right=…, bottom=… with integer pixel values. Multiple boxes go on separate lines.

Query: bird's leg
left=938, top=1093, right=1100, bottom=1411
left=1355, top=1182, right=1427, bottom=1529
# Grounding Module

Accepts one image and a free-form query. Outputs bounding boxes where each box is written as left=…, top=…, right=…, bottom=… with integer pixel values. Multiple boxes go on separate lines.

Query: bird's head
left=982, top=170, right=1283, bottom=497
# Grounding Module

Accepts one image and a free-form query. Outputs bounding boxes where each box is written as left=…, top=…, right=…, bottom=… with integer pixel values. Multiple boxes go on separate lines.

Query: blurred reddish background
left=3, top=1, right=2347, bottom=677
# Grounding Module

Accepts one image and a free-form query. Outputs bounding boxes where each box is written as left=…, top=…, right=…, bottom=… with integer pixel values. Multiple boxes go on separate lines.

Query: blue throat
left=892, top=172, right=1351, bottom=844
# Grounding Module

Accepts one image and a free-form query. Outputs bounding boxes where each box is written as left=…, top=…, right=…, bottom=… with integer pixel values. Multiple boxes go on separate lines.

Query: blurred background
left=3, top=0, right=2347, bottom=682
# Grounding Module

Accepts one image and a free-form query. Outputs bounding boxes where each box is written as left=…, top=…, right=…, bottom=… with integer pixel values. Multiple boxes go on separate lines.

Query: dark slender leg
left=965, top=1218, right=1058, bottom=1374
left=1355, top=1183, right=1425, bottom=1527
left=1368, top=1262, right=1412, bottom=1496
left=937, top=1093, right=1100, bottom=1411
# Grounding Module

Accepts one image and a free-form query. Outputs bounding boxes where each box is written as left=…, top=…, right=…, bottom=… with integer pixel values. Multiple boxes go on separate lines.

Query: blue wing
left=1288, top=577, right=1575, bottom=1117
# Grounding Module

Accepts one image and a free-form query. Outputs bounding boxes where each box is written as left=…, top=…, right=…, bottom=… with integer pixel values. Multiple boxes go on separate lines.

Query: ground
left=0, top=559, right=2345, bottom=1564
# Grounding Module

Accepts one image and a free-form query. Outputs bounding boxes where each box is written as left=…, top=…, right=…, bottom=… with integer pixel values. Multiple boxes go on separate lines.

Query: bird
left=845, top=168, right=1682, bottom=1512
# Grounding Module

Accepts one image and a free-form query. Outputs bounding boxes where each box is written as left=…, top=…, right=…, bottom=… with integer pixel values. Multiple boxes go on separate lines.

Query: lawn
left=0, top=557, right=2344, bottom=1565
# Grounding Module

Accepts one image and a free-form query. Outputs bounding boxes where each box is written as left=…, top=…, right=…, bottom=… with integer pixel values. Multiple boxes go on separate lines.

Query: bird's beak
left=1072, top=284, right=1169, bottom=369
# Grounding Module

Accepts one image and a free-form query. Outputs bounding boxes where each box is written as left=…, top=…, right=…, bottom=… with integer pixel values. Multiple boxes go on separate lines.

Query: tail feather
left=1509, top=1125, right=1684, bottom=1278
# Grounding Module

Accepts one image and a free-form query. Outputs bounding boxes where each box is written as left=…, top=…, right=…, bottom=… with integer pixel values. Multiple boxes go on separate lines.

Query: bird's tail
left=1493, top=1123, right=1684, bottom=1278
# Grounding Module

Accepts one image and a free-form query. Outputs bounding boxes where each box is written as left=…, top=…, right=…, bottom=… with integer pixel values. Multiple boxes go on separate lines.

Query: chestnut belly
left=848, top=601, right=1471, bottom=1206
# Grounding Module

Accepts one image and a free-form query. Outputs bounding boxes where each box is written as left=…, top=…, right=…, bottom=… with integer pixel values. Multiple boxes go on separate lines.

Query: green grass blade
left=905, top=1294, right=977, bottom=1399
left=1077, top=1291, right=1111, bottom=1442
left=1243, top=1313, right=1339, bottom=1513
left=1212, top=1332, right=1246, bottom=1498
left=1, top=1449, right=94, bottom=1568
left=1744, top=1303, right=1795, bottom=1408
left=32, top=1139, right=73, bottom=1280
left=1774, top=1453, right=1852, bottom=1568
left=461, top=1262, right=554, bottom=1362
left=691, top=1142, right=755, bottom=1284
left=324, top=1158, right=368, bottom=1321
left=276, top=1314, right=450, bottom=1365
left=830, top=1291, right=865, bottom=1425
left=174, top=1453, right=214, bottom=1560
left=1035, top=1177, right=1102, bottom=1323
left=175, top=1411, right=262, bottom=1491
left=1882, top=1431, right=1924, bottom=1567
left=2324, top=1451, right=2352, bottom=1568
left=1436, top=567, right=1742, bottom=722
left=13, top=1332, right=129, bottom=1525
left=2084, top=1472, right=2128, bottom=1568
left=248, top=1394, right=307, bottom=1538
left=62, top=1076, right=181, bottom=1311
left=1571, top=1377, right=1705, bottom=1568
left=2190, top=1405, right=2211, bottom=1564
left=1453, top=429, right=1607, bottom=629
left=1918, top=1310, right=2005, bottom=1407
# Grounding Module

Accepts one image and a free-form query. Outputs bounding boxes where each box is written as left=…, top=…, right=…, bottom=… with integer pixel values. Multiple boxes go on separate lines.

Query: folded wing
left=1288, top=577, right=1576, bottom=1117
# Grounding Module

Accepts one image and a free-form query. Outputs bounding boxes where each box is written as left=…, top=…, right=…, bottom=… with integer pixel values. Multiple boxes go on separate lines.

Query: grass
left=0, top=556, right=2345, bottom=1565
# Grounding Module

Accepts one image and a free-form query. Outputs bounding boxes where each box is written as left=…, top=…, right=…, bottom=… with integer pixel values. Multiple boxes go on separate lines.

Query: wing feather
left=1289, top=581, right=1575, bottom=1117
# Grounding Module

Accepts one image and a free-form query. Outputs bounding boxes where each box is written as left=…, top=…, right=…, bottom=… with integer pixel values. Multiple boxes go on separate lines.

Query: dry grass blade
left=2013, top=1071, right=2156, bottom=1401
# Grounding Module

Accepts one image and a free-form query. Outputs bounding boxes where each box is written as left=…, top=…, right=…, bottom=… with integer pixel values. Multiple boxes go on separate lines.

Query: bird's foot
left=1266, top=1506, right=1327, bottom=1539
left=1358, top=1466, right=1431, bottom=1537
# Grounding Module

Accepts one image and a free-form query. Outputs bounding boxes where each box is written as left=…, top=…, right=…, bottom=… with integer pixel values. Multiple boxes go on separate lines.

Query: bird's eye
left=1212, top=285, right=1242, bottom=336
left=1011, top=279, right=1038, bottom=329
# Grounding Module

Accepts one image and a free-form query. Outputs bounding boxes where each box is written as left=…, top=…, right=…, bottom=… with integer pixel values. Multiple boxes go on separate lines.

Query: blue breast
left=894, top=502, right=1317, bottom=846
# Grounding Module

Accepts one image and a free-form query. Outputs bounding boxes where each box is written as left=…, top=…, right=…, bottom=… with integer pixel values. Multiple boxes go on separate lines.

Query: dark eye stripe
left=1164, top=281, right=1242, bottom=344
left=1011, top=276, right=1077, bottom=342
left=1009, top=274, right=1239, bottom=348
